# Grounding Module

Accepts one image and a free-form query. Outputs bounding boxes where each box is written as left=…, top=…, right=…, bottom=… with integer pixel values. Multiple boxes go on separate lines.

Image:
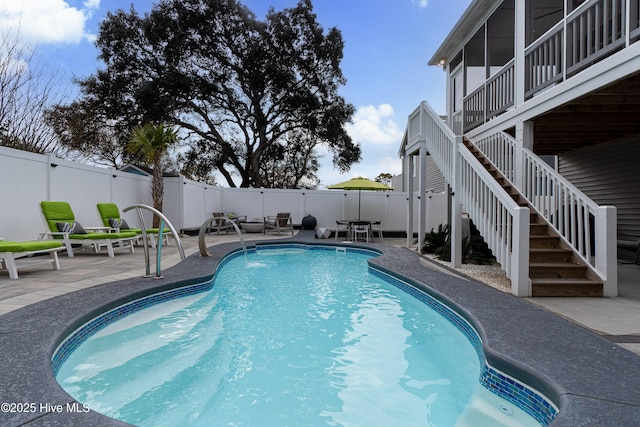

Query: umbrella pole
left=358, top=189, right=361, bottom=220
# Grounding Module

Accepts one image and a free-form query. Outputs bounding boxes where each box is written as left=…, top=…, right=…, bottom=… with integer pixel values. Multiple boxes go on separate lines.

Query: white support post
left=514, top=0, right=526, bottom=107
left=418, top=146, right=427, bottom=252
left=47, top=153, right=56, bottom=201
left=595, top=205, right=618, bottom=297
left=405, top=154, right=414, bottom=248
left=514, top=120, right=533, bottom=191
left=511, top=206, right=531, bottom=297
left=451, top=137, right=463, bottom=267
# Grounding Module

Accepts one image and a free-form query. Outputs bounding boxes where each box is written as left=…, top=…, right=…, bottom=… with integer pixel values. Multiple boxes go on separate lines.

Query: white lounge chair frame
left=0, top=246, right=63, bottom=279
left=38, top=229, right=136, bottom=258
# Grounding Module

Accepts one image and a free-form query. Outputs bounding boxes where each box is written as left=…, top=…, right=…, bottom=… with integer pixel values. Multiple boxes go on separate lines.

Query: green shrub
left=420, top=221, right=495, bottom=265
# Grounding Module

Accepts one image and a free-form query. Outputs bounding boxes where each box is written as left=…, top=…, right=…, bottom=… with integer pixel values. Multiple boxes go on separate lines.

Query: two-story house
left=401, top=0, right=640, bottom=297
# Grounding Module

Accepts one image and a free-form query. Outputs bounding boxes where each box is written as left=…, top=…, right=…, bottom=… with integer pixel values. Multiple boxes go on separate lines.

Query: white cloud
left=316, top=104, right=405, bottom=188
left=0, top=0, right=100, bottom=45
left=376, top=156, right=403, bottom=176
left=346, top=104, right=404, bottom=146
left=412, top=0, right=429, bottom=8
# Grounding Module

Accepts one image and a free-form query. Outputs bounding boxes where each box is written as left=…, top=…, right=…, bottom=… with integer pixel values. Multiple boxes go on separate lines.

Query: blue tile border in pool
left=370, top=266, right=558, bottom=426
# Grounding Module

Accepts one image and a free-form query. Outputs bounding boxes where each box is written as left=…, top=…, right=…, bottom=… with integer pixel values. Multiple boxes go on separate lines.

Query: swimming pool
left=53, top=245, right=552, bottom=426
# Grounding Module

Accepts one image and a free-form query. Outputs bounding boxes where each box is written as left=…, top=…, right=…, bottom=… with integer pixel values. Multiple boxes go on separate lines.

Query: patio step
left=530, top=278, right=603, bottom=297
left=462, top=137, right=604, bottom=297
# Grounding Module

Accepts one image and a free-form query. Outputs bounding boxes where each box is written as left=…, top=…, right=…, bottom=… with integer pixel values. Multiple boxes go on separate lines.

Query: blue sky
left=2, top=0, right=471, bottom=188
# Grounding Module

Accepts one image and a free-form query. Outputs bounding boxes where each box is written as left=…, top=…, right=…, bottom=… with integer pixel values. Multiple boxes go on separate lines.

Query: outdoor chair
left=0, top=240, right=64, bottom=279
left=350, top=221, right=370, bottom=243
left=209, top=213, right=235, bottom=235
left=264, top=213, right=294, bottom=235
left=40, top=201, right=137, bottom=257
left=370, top=220, right=384, bottom=241
left=96, top=202, right=170, bottom=247
left=334, top=220, right=350, bottom=241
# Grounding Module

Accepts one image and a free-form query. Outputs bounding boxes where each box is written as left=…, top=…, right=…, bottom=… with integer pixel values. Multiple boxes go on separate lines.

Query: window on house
left=464, top=27, right=486, bottom=94
left=487, top=0, right=514, bottom=77
left=526, top=0, right=564, bottom=45
left=567, top=0, right=587, bottom=13
left=452, top=69, right=463, bottom=113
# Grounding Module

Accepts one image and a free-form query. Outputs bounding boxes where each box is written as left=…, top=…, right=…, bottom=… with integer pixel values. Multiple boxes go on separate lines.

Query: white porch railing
left=462, top=0, right=640, bottom=132
left=475, top=131, right=616, bottom=294
left=408, top=102, right=531, bottom=296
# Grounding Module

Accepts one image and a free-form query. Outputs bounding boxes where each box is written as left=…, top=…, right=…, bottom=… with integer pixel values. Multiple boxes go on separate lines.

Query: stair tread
left=530, top=247, right=571, bottom=252
left=531, top=277, right=602, bottom=284
left=530, top=262, right=585, bottom=268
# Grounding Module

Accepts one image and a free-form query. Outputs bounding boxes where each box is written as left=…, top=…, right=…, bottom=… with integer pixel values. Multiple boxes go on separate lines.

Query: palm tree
left=127, top=122, right=179, bottom=227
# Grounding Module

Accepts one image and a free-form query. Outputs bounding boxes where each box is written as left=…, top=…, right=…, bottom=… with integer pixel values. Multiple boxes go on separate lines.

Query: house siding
left=558, top=137, right=640, bottom=238
left=392, top=154, right=447, bottom=193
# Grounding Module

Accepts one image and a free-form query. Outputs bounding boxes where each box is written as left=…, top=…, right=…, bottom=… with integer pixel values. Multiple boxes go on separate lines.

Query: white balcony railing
left=462, top=0, right=639, bottom=132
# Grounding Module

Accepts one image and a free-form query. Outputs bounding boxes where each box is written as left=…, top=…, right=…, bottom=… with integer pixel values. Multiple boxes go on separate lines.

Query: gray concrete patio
left=528, top=260, right=640, bottom=355
left=1, top=231, right=639, bottom=356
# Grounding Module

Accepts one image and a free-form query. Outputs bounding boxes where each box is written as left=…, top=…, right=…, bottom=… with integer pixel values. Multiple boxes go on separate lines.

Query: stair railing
left=474, top=132, right=617, bottom=295
left=455, top=141, right=531, bottom=296
left=411, top=102, right=456, bottom=184
left=414, top=102, right=531, bottom=295
left=122, top=204, right=185, bottom=278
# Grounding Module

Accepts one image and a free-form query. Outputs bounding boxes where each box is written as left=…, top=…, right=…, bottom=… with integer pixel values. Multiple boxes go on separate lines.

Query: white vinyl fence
left=0, top=146, right=447, bottom=242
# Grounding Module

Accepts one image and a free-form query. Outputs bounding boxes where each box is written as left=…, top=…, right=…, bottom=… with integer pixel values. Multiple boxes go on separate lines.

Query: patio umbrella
left=328, top=177, right=393, bottom=219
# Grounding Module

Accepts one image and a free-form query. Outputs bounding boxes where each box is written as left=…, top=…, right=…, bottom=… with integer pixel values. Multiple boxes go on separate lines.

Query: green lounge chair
left=0, top=240, right=64, bottom=279
left=96, top=203, right=170, bottom=247
left=40, top=201, right=137, bottom=257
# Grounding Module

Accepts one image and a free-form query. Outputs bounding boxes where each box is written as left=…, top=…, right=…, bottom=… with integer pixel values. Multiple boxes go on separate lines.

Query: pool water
left=55, top=247, right=542, bottom=426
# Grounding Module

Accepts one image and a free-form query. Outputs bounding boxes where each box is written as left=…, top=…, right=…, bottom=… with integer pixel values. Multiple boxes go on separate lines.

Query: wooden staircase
left=463, top=139, right=603, bottom=297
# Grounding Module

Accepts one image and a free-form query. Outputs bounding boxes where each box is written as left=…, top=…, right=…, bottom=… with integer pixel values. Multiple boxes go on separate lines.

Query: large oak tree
left=50, top=0, right=360, bottom=187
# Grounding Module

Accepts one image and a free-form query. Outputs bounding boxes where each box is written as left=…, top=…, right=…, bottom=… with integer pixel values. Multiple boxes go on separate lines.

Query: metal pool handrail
left=198, top=216, right=247, bottom=258
left=122, top=204, right=185, bottom=278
